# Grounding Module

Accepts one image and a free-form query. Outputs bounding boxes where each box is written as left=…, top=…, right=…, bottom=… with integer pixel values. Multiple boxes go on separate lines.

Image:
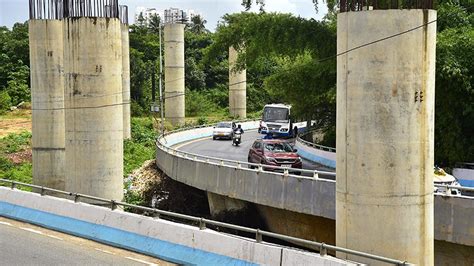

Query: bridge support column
left=63, top=17, right=124, bottom=201
left=336, top=10, right=436, bottom=265
left=207, top=192, right=247, bottom=217
left=121, top=22, right=131, bottom=139
left=164, top=23, right=185, bottom=126
left=228, top=46, right=246, bottom=119
left=30, top=19, right=65, bottom=191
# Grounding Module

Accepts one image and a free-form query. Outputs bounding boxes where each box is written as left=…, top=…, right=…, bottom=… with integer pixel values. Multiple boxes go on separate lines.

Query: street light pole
left=158, top=23, right=165, bottom=136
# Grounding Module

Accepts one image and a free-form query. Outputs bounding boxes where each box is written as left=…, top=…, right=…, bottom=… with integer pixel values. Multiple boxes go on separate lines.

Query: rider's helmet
left=237, top=124, right=242, bottom=128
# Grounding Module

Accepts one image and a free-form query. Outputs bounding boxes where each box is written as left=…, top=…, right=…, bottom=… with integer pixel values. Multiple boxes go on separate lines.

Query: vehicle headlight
left=281, top=128, right=288, bottom=132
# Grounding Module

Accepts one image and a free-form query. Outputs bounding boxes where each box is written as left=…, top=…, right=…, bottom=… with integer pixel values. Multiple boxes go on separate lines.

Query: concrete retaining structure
left=164, top=23, right=185, bottom=126
left=63, top=17, right=123, bottom=201
left=229, top=46, right=246, bottom=118
left=0, top=187, right=353, bottom=266
left=29, top=19, right=66, bottom=191
left=295, top=141, right=336, bottom=169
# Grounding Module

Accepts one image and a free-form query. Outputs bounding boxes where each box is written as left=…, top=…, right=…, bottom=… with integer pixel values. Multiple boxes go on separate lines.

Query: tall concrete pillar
left=228, top=46, right=246, bottom=118
left=30, top=19, right=65, bottom=191
left=164, top=23, right=185, bottom=126
left=63, top=17, right=124, bottom=201
left=121, top=23, right=131, bottom=139
left=336, top=10, right=436, bottom=264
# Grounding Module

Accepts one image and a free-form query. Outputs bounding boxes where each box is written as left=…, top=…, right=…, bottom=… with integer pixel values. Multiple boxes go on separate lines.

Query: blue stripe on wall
left=0, top=201, right=257, bottom=266
left=297, top=148, right=336, bottom=169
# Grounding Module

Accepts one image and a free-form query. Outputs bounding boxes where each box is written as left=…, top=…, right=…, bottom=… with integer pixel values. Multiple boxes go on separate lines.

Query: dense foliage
left=0, top=2, right=472, bottom=166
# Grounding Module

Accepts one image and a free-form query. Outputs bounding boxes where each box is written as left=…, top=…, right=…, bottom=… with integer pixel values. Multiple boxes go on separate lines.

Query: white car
left=212, top=122, right=236, bottom=140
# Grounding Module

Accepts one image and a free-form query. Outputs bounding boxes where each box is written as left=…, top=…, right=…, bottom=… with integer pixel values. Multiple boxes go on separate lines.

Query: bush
left=0, top=131, right=32, bottom=154
left=0, top=91, right=12, bottom=114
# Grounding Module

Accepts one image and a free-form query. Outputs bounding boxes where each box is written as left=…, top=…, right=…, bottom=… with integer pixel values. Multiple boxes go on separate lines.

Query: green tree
left=435, top=2, right=474, bottom=165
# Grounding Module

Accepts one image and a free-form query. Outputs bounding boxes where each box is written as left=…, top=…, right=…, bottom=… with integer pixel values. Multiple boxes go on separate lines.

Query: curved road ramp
left=0, top=180, right=394, bottom=266
left=156, top=122, right=474, bottom=263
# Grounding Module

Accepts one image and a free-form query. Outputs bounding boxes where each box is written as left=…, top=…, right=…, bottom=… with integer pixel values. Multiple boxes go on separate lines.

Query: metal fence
left=0, top=178, right=411, bottom=265
left=340, top=0, right=434, bottom=12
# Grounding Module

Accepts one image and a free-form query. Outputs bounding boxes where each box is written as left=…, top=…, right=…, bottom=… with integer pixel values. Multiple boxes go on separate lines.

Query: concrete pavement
left=0, top=217, right=174, bottom=266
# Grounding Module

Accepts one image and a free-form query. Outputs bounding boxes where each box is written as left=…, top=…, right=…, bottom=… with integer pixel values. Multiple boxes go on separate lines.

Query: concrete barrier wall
left=435, top=195, right=474, bottom=246
left=295, top=141, right=336, bottom=169
left=157, top=125, right=474, bottom=248
left=0, top=187, right=352, bottom=266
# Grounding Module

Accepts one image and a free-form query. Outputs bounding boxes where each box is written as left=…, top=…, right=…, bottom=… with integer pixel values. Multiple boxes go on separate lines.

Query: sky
left=0, top=0, right=327, bottom=31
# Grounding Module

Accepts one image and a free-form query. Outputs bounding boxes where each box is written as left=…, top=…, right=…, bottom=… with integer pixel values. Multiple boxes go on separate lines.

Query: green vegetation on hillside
left=0, top=2, right=472, bottom=166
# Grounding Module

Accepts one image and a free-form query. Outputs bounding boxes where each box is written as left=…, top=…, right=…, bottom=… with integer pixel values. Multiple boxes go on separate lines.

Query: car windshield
left=264, top=142, right=294, bottom=153
left=216, top=122, right=231, bottom=128
left=263, top=107, right=289, bottom=122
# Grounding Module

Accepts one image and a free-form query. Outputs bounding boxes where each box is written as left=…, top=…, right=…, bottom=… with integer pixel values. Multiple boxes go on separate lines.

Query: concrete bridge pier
left=336, top=10, right=436, bottom=265
left=164, top=23, right=185, bottom=126
left=228, top=46, right=246, bottom=119
left=63, top=17, right=124, bottom=201
left=207, top=192, right=248, bottom=218
left=29, top=19, right=65, bottom=191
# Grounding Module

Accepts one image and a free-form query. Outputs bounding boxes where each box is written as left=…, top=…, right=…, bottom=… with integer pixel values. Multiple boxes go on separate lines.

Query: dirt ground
left=0, top=109, right=32, bottom=138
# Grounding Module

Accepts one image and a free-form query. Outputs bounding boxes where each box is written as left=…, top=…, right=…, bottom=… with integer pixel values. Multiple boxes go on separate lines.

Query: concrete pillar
left=121, top=23, right=131, bottom=139
left=63, top=17, right=124, bottom=201
left=164, top=23, right=185, bottom=126
left=228, top=46, right=246, bottom=119
left=30, top=20, right=65, bottom=191
left=336, top=10, right=436, bottom=265
left=207, top=192, right=247, bottom=217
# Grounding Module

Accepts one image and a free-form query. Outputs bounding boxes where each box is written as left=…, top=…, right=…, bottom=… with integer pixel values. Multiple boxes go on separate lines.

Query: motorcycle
left=232, top=132, right=242, bottom=146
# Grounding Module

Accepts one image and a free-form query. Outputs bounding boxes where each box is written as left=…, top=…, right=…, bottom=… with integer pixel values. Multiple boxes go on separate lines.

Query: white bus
left=259, top=104, right=293, bottom=137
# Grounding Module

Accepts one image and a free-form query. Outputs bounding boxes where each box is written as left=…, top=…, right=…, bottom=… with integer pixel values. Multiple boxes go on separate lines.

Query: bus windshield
left=263, top=107, right=289, bottom=122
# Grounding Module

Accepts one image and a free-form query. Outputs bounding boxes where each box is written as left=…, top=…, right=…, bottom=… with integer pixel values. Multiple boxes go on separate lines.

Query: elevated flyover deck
left=156, top=123, right=474, bottom=253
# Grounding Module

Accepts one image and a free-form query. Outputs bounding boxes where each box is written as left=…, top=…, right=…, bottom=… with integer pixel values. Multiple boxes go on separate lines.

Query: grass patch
left=0, top=131, right=32, bottom=187
left=124, top=117, right=156, bottom=177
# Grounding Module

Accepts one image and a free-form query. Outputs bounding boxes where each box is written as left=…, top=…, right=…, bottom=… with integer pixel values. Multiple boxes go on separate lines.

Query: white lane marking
left=94, top=248, right=115, bottom=255
left=0, top=221, right=12, bottom=226
left=46, top=234, right=64, bottom=241
left=125, top=256, right=158, bottom=266
left=19, top=227, right=44, bottom=235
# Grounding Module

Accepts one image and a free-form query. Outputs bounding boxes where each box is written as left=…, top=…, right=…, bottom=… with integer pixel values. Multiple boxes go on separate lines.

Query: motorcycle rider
left=233, top=124, right=244, bottom=134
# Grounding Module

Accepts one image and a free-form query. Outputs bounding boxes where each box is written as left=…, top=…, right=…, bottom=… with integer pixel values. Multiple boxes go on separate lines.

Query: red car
left=247, top=139, right=302, bottom=173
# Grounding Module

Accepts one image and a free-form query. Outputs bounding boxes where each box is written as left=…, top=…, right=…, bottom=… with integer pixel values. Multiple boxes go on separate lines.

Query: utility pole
left=158, top=24, right=165, bottom=136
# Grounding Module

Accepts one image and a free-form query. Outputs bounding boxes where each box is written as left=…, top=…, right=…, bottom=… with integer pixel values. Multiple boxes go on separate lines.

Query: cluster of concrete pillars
left=29, top=4, right=131, bottom=201
left=336, top=10, right=436, bottom=264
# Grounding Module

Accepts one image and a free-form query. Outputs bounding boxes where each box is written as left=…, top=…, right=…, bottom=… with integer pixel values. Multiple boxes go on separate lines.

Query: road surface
left=175, top=130, right=335, bottom=179
left=0, top=216, right=174, bottom=266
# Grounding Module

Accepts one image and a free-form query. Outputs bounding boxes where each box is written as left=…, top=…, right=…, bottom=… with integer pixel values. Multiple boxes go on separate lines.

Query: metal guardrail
left=157, top=122, right=337, bottom=180
left=296, top=130, right=337, bottom=153
left=0, top=178, right=411, bottom=265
